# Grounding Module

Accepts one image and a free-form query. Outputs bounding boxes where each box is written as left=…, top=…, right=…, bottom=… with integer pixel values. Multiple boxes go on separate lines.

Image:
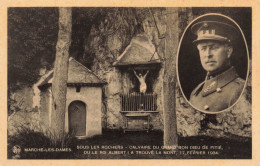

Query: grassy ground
left=8, top=130, right=251, bottom=159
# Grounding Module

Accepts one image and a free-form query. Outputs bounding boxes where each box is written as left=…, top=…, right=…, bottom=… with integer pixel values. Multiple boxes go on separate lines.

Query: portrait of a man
left=189, top=19, right=246, bottom=112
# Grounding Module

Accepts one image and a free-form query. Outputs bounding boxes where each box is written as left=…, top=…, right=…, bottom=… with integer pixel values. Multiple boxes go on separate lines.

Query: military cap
left=191, top=21, right=237, bottom=44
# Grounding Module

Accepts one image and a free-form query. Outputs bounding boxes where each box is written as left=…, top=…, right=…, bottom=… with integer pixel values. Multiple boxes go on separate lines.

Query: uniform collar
left=201, top=66, right=239, bottom=97
left=206, top=64, right=231, bottom=79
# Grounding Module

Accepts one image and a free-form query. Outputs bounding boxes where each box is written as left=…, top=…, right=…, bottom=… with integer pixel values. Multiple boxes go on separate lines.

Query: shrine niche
left=113, top=34, right=162, bottom=131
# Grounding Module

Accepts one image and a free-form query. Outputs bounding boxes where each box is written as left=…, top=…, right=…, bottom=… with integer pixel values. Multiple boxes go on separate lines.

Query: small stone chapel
left=37, top=57, right=106, bottom=138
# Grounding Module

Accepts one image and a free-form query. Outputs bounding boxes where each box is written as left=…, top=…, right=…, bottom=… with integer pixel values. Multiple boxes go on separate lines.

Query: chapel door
left=68, top=101, right=86, bottom=137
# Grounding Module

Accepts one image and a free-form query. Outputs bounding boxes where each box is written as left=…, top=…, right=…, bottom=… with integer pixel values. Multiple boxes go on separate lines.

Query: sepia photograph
left=5, top=6, right=253, bottom=161
left=177, top=11, right=250, bottom=113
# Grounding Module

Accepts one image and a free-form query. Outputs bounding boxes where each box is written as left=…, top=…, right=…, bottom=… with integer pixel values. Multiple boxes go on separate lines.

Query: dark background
left=178, top=7, right=251, bottom=100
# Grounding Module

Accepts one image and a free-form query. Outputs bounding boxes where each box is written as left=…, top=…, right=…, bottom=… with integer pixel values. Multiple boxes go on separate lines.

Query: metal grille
left=120, top=92, right=157, bottom=111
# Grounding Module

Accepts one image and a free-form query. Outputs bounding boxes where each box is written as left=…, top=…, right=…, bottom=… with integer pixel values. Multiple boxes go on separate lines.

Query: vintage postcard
left=0, top=0, right=260, bottom=165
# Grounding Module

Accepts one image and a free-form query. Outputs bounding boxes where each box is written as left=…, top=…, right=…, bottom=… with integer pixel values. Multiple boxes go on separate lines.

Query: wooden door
left=68, top=101, right=86, bottom=137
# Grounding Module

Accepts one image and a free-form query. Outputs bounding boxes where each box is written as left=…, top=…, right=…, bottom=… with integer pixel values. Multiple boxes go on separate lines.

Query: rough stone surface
left=8, top=8, right=252, bottom=139
left=8, top=110, right=42, bottom=136
left=9, top=87, right=34, bottom=114
left=8, top=111, right=30, bottom=136
left=83, top=7, right=252, bottom=137
left=83, top=8, right=167, bottom=131
left=176, top=87, right=202, bottom=136
left=39, top=88, right=51, bottom=128
left=8, top=87, right=35, bottom=135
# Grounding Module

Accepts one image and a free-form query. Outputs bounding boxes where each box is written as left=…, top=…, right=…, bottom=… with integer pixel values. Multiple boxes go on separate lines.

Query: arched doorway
left=68, top=101, right=86, bottom=137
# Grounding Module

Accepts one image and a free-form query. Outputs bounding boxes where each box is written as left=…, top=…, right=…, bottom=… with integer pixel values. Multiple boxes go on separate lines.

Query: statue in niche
left=133, top=69, right=149, bottom=94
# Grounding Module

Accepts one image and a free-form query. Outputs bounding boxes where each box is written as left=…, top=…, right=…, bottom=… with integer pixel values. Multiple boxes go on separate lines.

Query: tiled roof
left=38, top=57, right=105, bottom=89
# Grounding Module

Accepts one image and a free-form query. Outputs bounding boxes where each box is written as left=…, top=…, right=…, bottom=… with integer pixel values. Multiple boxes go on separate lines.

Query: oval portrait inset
left=177, top=13, right=250, bottom=114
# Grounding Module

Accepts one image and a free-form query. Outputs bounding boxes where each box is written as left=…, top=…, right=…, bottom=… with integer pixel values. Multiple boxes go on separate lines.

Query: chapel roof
left=38, top=57, right=106, bottom=89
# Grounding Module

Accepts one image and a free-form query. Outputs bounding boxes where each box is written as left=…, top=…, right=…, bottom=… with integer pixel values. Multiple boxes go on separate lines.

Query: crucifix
left=133, top=69, right=149, bottom=94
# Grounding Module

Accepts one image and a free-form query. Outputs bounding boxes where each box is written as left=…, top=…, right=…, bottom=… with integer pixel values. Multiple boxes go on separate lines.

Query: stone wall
left=66, top=86, right=102, bottom=137
left=9, top=86, right=34, bottom=114
left=103, top=68, right=124, bottom=129
left=8, top=87, right=35, bottom=136
left=39, top=88, right=51, bottom=128
left=83, top=7, right=252, bottom=137
left=84, top=8, right=167, bottom=131
left=8, top=8, right=252, bottom=138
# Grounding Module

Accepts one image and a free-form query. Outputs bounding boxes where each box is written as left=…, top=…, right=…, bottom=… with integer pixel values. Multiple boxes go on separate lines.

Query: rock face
left=83, top=7, right=251, bottom=137
left=9, top=87, right=34, bottom=114
left=8, top=86, right=44, bottom=136
left=103, top=69, right=124, bottom=129
left=176, top=88, right=203, bottom=137
left=8, top=8, right=252, bottom=138
left=84, top=8, right=166, bottom=131
left=84, top=8, right=191, bottom=133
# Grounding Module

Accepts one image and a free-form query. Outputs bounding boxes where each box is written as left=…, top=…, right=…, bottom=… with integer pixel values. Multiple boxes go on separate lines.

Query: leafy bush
left=8, top=127, right=74, bottom=159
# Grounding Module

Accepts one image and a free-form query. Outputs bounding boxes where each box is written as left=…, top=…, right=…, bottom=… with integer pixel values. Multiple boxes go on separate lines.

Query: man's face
left=197, top=41, right=232, bottom=73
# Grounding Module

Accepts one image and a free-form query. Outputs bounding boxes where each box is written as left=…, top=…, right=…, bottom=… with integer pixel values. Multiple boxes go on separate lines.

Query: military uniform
left=190, top=66, right=245, bottom=112
left=188, top=19, right=246, bottom=112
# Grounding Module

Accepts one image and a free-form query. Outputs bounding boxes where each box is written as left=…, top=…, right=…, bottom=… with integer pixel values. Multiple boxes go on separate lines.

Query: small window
left=76, top=86, right=81, bottom=93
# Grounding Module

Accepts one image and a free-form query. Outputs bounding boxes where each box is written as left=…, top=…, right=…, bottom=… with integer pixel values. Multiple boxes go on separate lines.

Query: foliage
left=8, top=97, right=24, bottom=116
left=81, top=8, right=148, bottom=71
left=8, top=126, right=74, bottom=159
left=8, top=7, right=116, bottom=91
left=7, top=7, right=150, bottom=92
left=8, top=8, right=59, bottom=91
left=8, top=128, right=251, bottom=159
left=71, top=8, right=142, bottom=68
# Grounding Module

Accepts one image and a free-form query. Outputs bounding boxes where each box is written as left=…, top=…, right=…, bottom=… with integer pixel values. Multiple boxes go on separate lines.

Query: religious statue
left=133, top=69, right=149, bottom=94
